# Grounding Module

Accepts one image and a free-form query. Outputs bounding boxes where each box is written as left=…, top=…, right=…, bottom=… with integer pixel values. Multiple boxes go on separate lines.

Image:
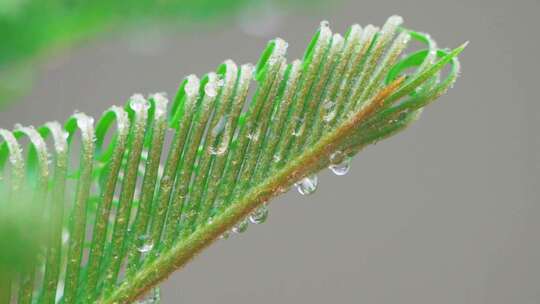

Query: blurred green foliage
left=0, top=0, right=314, bottom=107
left=0, top=191, right=48, bottom=284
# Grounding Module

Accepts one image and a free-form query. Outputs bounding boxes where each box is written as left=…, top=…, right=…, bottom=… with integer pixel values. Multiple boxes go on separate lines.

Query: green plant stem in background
left=0, top=16, right=464, bottom=303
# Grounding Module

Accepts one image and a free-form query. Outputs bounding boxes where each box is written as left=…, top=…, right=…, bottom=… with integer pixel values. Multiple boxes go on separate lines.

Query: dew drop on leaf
left=292, top=123, right=305, bottom=137
left=320, top=20, right=330, bottom=28
left=249, top=202, right=269, bottom=224
left=204, top=81, right=218, bottom=98
left=328, top=151, right=351, bottom=176
left=137, top=235, right=154, bottom=253
left=329, top=159, right=351, bottom=176
left=295, top=174, right=318, bottom=195
left=208, top=142, right=228, bottom=156
left=184, top=75, right=199, bottom=97
left=211, top=116, right=227, bottom=137
left=129, top=94, right=150, bottom=112
left=231, top=218, right=249, bottom=234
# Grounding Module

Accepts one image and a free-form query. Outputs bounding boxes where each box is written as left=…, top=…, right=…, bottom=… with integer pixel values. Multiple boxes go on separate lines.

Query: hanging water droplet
left=328, top=150, right=351, bottom=175
left=137, top=235, right=154, bottom=253
left=231, top=218, right=249, bottom=234
left=249, top=202, right=269, bottom=224
left=329, top=158, right=351, bottom=176
left=329, top=150, right=344, bottom=164
left=295, top=174, right=318, bottom=195
left=136, top=287, right=161, bottom=304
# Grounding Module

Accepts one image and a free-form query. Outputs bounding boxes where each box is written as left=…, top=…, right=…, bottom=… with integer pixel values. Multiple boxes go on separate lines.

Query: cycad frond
left=0, top=16, right=464, bottom=303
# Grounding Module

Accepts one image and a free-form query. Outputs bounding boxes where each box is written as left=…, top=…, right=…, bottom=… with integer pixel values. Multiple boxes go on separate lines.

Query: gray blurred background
left=1, top=0, right=538, bottom=303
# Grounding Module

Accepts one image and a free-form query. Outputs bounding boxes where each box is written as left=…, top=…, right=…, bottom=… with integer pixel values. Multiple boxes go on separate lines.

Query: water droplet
left=208, top=142, right=228, bottom=156
left=295, top=174, right=318, bottom=195
left=184, top=75, right=200, bottom=97
left=328, top=157, right=351, bottom=176
left=212, top=116, right=227, bottom=137
left=249, top=203, right=269, bottom=224
left=328, top=151, right=352, bottom=176
left=137, top=235, right=154, bottom=253
left=272, top=154, right=281, bottom=163
left=292, top=123, right=305, bottom=137
left=130, top=94, right=150, bottom=112
left=205, top=81, right=218, bottom=98
left=151, top=92, right=168, bottom=117
left=231, top=218, right=249, bottom=234
left=320, top=20, right=330, bottom=28
left=136, top=287, right=161, bottom=304
left=329, top=150, right=344, bottom=163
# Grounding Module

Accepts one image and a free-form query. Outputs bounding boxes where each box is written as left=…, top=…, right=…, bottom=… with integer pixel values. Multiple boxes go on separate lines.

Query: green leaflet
left=0, top=16, right=464, bottom=303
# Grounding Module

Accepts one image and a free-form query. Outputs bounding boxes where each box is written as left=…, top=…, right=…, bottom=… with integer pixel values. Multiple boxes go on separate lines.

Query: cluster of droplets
left=220, top=202, right=270, bottom=239
left=293, top=151, right=352, bottom=195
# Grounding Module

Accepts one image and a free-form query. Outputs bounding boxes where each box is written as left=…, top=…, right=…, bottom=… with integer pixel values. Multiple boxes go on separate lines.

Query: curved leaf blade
left=0, top=16, right=464, bottom=304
